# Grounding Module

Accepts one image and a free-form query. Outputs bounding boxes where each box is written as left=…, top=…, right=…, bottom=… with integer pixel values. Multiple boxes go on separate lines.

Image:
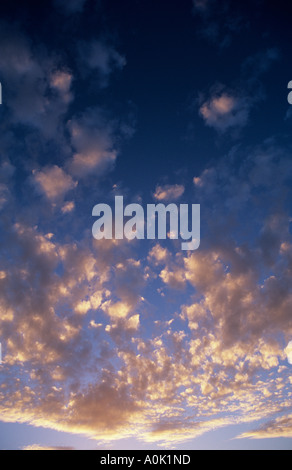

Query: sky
left=0, top=0, right=292, bottom=451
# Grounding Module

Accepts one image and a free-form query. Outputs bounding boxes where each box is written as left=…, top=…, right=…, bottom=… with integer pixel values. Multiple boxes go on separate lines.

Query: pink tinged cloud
left=61, top=201, right=75, bottom=214
left=236, top=414, right=292, bottom=440
left=153, top=184, right=185, bottom=201
left=33, top=165, right=77, bottom=201
left=285, top=341, right=292, bottom=364
left=67, top=110, right=118, bottom=178
left=199, top=93, right=249, bottom=132
left=50, top=71, right=73, bottom=104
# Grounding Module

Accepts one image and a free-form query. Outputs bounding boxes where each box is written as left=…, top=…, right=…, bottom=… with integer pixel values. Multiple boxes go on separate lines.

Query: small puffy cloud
left=75, top=291, right=104, bottom=315
left=61, top=201, right=75, bottom=214
left=127, top=314, right=140, bottom=330
left=0, top=23, right=74, bottom=138
left=148, top=246, right=186, bottom=290
left=199, top=92, right=249, bottom=133
left=50, top=70, right=73, bottom=104
left=102, top=300, right=132, bottom=321
left=106, top=314, right=140, bottom=333
left=198, top=48, right=279, bottom=134
left=148, top=244, right=170, bottom=264
left=153, top=184, right=185, bottom=201
left=33, top=165, right=77, bottom=202
left=68, top=109, right=118, bottom=178
left=193, top=168, right=216, bottom=189
left=193, top=176, right=203, bottom=187
left=160, top=266, right=186, bottom=290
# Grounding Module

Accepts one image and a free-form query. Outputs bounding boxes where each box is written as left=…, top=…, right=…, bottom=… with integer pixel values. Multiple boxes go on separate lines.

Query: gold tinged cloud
left=61, top=201, right=75, bottom=214
left=1, top=146, right=292, bottom=447
left=102, top=300, right=132, bottom=320
left=50, top=70, right=73, bottom=105
left=153, top=184, right=185, bottom=202
left=148, top=244, right=170, bottom=264
left=199, top=92, right=250, bottom=133
left=33, top=166, right=77, bottom=202
left=201, top=94, right=235, bottom=118
left=159, top=267, right=186, bottom=290
left=22, top=444, right=74, bottom=450
left=285, top=341, right=292, bottom=364
left=127, top=314, right=140, bottom=330
left=67, top=111, right=118, bottom=178
left=236, top=414, right=292, bottom=440
left=75, top=291, right=103, bottom=315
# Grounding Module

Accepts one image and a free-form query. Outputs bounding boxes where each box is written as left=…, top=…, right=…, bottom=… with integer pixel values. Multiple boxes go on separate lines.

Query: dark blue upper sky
left=1, top=0, right=291, bottom=193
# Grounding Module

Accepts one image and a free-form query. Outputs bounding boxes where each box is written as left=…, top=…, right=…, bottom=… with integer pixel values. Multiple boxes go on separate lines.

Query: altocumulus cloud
left=1, top=137, right=292, bottom=447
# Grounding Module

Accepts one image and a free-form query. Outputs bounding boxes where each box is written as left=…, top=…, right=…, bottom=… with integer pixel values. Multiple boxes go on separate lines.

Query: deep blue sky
left=1, top=0, right=291, bottom=192
left=2, top=0, right=290, bottom=189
